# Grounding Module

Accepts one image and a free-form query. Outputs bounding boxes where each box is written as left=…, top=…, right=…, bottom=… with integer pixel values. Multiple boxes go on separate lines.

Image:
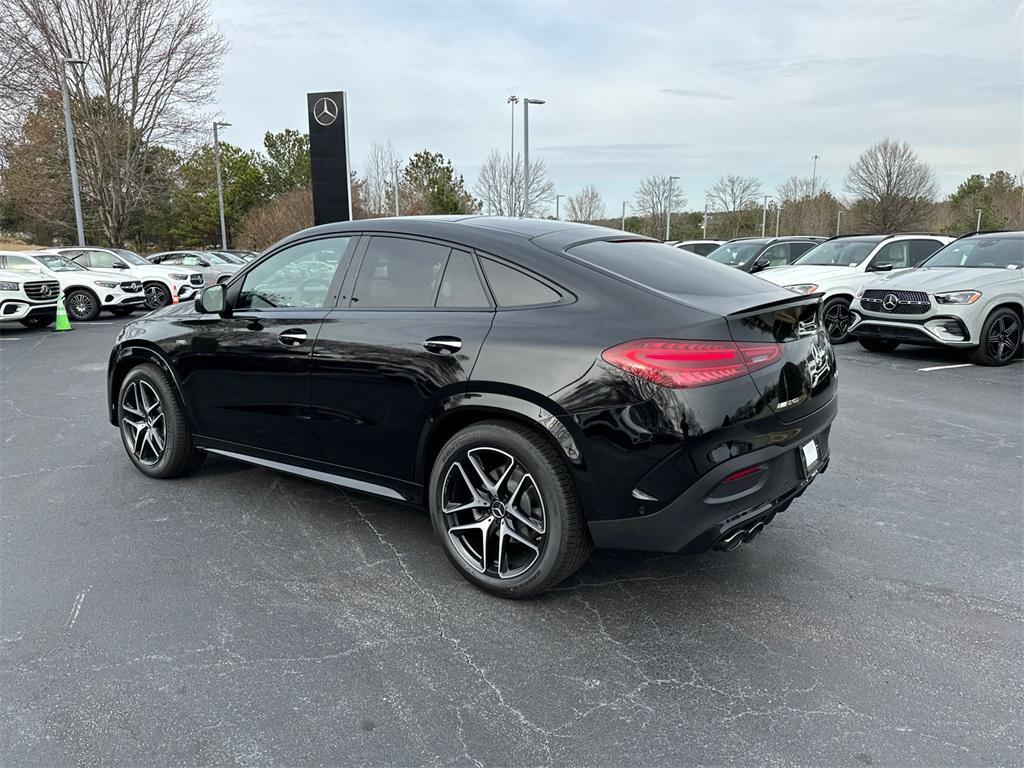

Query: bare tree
left=633, top=175, right=687, bottom=238
left=473, top=150, right=555, bottom=217
left=361, top=141, right=402, bottom=218
left=0, top=0, right=227, bottom=245
left=706, top=174, right=762, bottom=237
left=844, top=139, right=937, bottom=232
left=776, top=176, right=837, bottom=236
left=565, top=184, right=605, bottom=222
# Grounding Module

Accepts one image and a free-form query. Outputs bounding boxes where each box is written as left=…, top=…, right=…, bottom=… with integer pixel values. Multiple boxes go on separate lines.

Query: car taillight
left=601, top=339, right=782, bottom=389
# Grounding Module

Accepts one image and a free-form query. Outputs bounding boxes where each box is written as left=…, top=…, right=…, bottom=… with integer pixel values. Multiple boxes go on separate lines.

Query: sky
left=209, top=0, right=1024, bottom=214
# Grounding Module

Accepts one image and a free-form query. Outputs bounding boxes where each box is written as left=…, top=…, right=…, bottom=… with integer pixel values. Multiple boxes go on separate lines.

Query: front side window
left=81, top=250, right=122, bottom=269
left=236, top=236, right=352, bottom=310
left=871, top=241, right=911, bottom=270
left=351, top=237, right=451, bottom=308
left=480, top=258, right=561, bottom=307
left=760, top=243, right=791, bottom=267
left=707, top=242, right=766, bottom=267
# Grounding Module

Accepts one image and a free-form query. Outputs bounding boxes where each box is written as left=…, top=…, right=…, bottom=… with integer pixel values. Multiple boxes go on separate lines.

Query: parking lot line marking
left=0, top=337, right=22, bottom=341
left=918, top=363, right=975, bottom=372
left=66, top=585, right=91, bottom=630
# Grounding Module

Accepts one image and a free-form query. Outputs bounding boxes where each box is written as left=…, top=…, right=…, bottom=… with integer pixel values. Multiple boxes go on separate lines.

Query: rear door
left=727, top=296, right=837, bottom=424
left=310, top=235, right=495, bottom=482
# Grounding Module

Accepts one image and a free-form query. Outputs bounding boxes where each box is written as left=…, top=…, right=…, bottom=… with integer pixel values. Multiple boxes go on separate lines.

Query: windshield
left=793, top=240, right=878, bottom=267
left=922, top=236, right=1024, bottom=269
left=35, top=254, right=86, bottom=272
left=207, top=251, right=241, bottom=264
left=113, top=248, right=149, bottom=266
left=707, top=242, right=765, bottom=267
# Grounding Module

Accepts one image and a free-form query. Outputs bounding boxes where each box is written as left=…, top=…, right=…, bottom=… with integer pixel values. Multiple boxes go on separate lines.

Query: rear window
left=566, top=240, right=780, bottom=297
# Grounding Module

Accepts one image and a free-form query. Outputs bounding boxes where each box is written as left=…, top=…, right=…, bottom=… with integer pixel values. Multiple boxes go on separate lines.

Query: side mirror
left=751, top=256, right=771, bottom=273
left=196, top=284, right=226, bottom=314
left=871, top=261, right=894, bottom=272
left=112, top=261, right=128, bottom=269
left=198, top=259, right=211, bottom=268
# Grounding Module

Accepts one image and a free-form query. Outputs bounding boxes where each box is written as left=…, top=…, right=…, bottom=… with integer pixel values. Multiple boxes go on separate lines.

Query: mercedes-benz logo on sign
left=882, top=293, right=899, bottom=311
left=313, top=97, right=338, bottom=126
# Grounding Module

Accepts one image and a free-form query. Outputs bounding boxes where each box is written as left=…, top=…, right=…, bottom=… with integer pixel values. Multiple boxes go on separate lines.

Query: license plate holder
left=800, top=439, right=820, bottom=477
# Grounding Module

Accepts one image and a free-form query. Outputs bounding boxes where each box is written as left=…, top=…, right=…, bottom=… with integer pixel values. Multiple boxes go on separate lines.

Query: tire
left=822, top=297, right=853, bottom=344
left=428, top=420, right=592, bottom=598
left=117, top=363, right=205, bottom=478
left=858, top=337, right=900, bottom=353
left=64, top=288, right=101, bottom=321
left=109, top=307, right=135, bottom=317
left=968, top=308, right=1021, bottom=366
left=144, top=282, right=170, bottom=310
left=18, top=315, right=52, bottom=329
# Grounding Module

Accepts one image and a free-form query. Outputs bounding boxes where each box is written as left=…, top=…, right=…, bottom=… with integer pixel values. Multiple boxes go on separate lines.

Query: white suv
left=0, top=266, right=59, bottom=329
left=46, top=247, right=204, bottom=310
left=757, top=234, right=953, bottom=342
left=0, top=251, right=147, bottom=321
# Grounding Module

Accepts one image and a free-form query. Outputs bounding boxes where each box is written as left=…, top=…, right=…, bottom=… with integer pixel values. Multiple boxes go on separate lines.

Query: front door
left=175, top=235, right=357, bottom=458
left=310, top=236, right=495, bottom=483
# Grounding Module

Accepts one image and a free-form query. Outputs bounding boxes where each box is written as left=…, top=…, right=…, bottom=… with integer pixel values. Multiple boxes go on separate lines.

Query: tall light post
left=774, top=200, right=781, bottom=237
left=811, top=154, right=820, bottom=197
left=702, top=201, right=709, bottom=238
left=212, top=121, right=231, bottom=249
left=665, top=175, right=680, bottom=241
left=60, top=58, right=87, bottom=247
left=522, top=98, right=545, bottom=217
left=506, top=95, right=519, bottom=210
left=975, top=208, right=983, bottom=232
left=761, top=195, right=771, bottom=237
left=621, top=201, right=628, bottom=231
left=393, top=162, right=400, bottom=216
left=555, top=194, right=565, bottom=220
left=836, top=208, right=844, bottom=236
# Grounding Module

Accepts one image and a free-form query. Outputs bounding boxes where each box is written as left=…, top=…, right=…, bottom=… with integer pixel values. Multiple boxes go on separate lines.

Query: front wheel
left=64, top=288, right=101, bottom=321
left=858, top=337, right=900, bottom=353
left=429, top=421, right=591, bottom=598
left=822, top=297, right=853, bottom=344
left=144, top=283, right=170, bottom=310
left=118, top=363, right=205, bottom=478
left=968, top=308, right=1021, bottom=366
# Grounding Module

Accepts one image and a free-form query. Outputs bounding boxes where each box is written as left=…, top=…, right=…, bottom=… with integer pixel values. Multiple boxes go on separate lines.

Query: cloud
left=659, top=88, right=735, bottom=101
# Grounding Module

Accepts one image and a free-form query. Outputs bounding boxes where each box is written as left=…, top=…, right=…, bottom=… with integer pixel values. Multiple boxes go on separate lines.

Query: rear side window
left=437, top=250, right=489, bottom=308
left=567, top=240, right=774, bottom=297
left=480, top=258, right=561, bottom=307
left=789, top=242, right=816, bottom=259
left=908, top=239, right=943, bottom=265
left=352, top=237, right=450, bottom=308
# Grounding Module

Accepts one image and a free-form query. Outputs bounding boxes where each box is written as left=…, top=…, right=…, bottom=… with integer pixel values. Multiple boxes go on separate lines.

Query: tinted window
left=237, top=236, right=352, bottom=310
left=693, top=243, right=718, bottom=256
left=908, top=239, right=943, bottom=265
left=567, top=240, right=778, bottom=298
left=480, top=258, right=561, bottom=306
left=707, top=241, right=766, bottom=266
left=437, top=250, right=489, bottom=308
left=872, top=241, right=912, bottom=269
left=352, top=237, right=450, bottom=308
left=789, top=242, right=816, bottom=259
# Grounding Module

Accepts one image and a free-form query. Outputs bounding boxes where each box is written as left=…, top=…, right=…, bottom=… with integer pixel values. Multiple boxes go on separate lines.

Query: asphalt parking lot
left=1, top=318, right=1021, bottom=767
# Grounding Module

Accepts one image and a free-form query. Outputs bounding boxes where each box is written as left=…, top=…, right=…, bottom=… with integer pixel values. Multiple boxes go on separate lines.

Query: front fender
left=107, top=342, right=193, bottom=429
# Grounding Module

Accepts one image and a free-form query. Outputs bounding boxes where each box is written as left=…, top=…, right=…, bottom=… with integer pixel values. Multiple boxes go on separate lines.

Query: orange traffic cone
left=171, top=287, right=179, bottom=305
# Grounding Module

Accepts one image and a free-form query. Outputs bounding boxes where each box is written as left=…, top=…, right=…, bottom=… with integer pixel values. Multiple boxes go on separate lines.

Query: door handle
left=278, top=329, right=308, bottom=347
left=423, top=336, right=462, bottom=355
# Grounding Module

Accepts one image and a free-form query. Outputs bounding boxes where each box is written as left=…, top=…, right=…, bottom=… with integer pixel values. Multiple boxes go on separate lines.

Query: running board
left=201, top=447, right=407, bottom=501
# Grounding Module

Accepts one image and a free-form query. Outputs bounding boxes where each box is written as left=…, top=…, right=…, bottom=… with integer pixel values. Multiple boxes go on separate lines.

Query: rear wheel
left=968, top=308, right=1021, bottom=366
left=822, top=297, right=853, bottom=344
left=144, top=282, right=170, bottom=310
left=118, top=363, right=205, bottom=478
left=429, top=421, right=591, bottom=598
left=64, top=288, right=100, bottom=321
left=858, top=337, right=900, bottom=353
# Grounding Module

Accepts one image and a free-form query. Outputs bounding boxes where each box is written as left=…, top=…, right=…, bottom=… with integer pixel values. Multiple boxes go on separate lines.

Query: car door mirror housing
left=198, top=259, right=211, bottom=268
left=113, top=261, right=128, bottom=269
left=751, top=256, right=771, bottom=273
left=197, top=284, right=226, bottom=314
left=871, top=261, right=894, bottom=272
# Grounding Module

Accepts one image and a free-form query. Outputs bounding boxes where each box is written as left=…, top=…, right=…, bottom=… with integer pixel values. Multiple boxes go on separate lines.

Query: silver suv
left=849, top=231, right=1023, bottom=365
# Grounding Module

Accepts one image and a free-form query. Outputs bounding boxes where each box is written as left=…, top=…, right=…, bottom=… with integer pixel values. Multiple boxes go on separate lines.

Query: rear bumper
left=586, top=394, right=836, bottom=553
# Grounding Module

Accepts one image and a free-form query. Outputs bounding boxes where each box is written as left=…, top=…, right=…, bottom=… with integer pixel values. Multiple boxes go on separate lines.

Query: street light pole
left=836, top=208, right=844, bottom=236
left=556, top=194, right=565, bottom=220
left=621, top=201, right=627, bottom=231
left=213, top=121, right=231, bottom=249
left=761, top=195, right=770, bottom=237
left=811, top=154, right=820, bottom=197
left=393, top=162, right=400, bottom=216
left=522, top=98, right=545, bottom=217
left=60, top=58, right=87, bottom=247
left=702, top=202, right=708, bottom=238
left=666, top=175, right=680, bottom=241
left=775, top=202, right=781, bottom=237
left=975, top=208, right=983, bottom=232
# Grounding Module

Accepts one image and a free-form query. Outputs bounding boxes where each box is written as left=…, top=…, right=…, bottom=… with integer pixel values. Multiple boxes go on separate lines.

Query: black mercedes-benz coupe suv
left=107, top=217, right=838, bottom=597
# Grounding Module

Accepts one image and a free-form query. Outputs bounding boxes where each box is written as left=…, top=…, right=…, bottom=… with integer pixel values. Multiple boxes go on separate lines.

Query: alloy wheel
left=441, top=446, right=547, bottom=579
left=121, top=379, right=166, bottom=466
left=144, top=284, right=168, bottom=309
left=67, top=292, right=95, bottom=320
left=987, top=315, right=1021, bottom=363
left=823, top=301, right=851, bottom=342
